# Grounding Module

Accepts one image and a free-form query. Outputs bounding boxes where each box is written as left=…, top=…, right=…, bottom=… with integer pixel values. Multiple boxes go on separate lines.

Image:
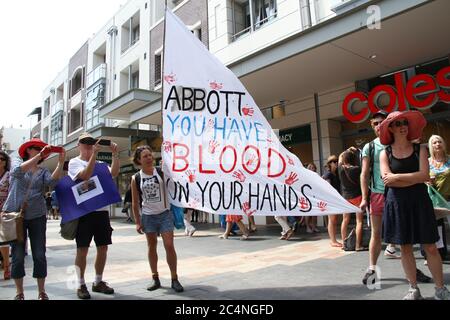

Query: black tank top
left=389, top=146, right=420, bottom=174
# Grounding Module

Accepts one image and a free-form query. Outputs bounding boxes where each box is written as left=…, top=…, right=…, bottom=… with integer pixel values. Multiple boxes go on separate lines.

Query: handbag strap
left=21, top=170, right=40, bottom=212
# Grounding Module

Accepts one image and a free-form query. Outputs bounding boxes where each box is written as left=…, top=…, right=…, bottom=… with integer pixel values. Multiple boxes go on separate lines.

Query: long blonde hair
left=428, top=135, right=448, bottom=160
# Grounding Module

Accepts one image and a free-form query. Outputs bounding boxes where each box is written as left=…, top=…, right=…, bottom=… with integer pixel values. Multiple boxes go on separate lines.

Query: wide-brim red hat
left=18, top=138, right=48, bottom=159
left=379, top=111, right=426, bottom=145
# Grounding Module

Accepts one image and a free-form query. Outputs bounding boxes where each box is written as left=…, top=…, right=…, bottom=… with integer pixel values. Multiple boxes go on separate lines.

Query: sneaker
left=434, top=286, right=450, bottom=300
left=38, top=292, right=49, bottom=300
left=77, top=285, right=91, bottom=300
left=147, top=278, right=161, bottom=291
left=184, top=228, right=189, bottom=236
left=171, top=279, right=184, bottom=293
left=240, top=234, right=249, bottom=241
left=188, top=227, right=196, bottom=237
left=362, top=269, right=377, bottom=285
left=279, top=234, right=287, bottom=240
left=403, top=287, right=423, bottom=300
left=92, top=281, right=114, bottom=295
left=384, top=247, right=400, bottom=259
left=416, top=269, right=432, bottom=283
left=14, top=293, right=25, bottom=300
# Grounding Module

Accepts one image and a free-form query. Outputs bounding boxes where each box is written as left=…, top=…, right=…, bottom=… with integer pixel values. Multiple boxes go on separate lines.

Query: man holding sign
left=68, top=133, right=120, bottom=300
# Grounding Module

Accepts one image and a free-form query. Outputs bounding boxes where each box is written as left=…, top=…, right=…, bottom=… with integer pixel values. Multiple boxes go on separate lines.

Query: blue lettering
left=166, top=114, right=181, bottom=135
left=181, top=116, right=191, bottom=136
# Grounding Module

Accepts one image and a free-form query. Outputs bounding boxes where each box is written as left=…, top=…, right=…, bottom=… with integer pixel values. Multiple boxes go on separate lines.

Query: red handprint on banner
left=162, top=141, right=172, bottom=153
left=285, top=172, right=299, bottom=186
left=266, top=138, right=274, bottom=144
left=164, top=73, right=176, bottom=85
left=317, top=201, right=328, bottom=212
left=287, top=156, right=295, bottom=166
left=189, top=198, right=200, bottom=209
left=207, top=119, right=215, bottom=131
left=242, top=202, right=256, bottom=217
left=209, top=81, right=223, bottom=90
left=232, top=170, right=246, bottom=183
left=298, top=197, right=309, bottom=210
left=186, top=170, right=196, bottom=183
left=242, top=105, right=254, bottom=117
left=209, top=140, right=219, bottom=154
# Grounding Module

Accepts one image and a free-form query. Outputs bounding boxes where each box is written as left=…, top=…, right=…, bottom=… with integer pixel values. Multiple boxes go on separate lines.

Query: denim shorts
left=142, top=210, right=174, bottom=234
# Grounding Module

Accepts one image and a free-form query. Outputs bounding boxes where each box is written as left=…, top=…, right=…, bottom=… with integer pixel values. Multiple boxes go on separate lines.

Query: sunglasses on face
left=389, top=120, right=409, bottom=128
left=329, top=160, right=338, bottom=164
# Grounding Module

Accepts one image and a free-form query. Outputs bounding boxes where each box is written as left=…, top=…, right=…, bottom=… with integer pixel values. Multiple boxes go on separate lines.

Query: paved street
left=1, top=219, right=449, bottom=300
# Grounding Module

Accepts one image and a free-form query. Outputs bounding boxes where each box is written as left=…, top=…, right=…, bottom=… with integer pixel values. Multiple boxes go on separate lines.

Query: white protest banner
left=162, top=9, right=359, bottom=217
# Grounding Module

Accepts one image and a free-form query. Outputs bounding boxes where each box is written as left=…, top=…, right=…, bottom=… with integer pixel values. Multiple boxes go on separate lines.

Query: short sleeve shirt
left=362, top=137, right=385, bottom=194
left=322, top=171, right=341, bottom=193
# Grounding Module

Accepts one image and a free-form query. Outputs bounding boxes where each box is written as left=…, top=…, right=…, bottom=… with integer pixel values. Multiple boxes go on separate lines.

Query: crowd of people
left=1, top=110, right=449, bottom=300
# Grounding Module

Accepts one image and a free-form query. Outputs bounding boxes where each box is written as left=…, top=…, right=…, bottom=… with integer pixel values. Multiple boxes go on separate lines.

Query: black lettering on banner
left=248, top=183, right=260, bottom=210
left=209, top=182, right=222, bottom=211
left=220, top=91, right=233, bottom=117
left=288, top=186, right=299, bottom=211
left=196, top=181, right=209, bottom=207
left=166, top=178, right=177, bottom=200
left=165, top=86, right=181, bottom=110
left=260, top=184, right=273, bottom=211
left=222, top=182, right=233, bottom=210
left=273, top=184, right=287, bottom=211
left=193, top=89, right=206, bottom=111
left=233, top=181, right=243, bottom=209
left=300, top=184, right=313, bottom=213
left=178, top=182, right=190, bottom=203
left=207, top=90, right=220, bottom=114
left=236, top=91, right=245, bottom=116
left=182, top=87, right=194, bottom=111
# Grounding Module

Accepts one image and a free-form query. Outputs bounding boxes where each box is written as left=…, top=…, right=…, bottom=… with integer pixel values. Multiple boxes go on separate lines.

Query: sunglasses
left=389, top=120, right=409, bottom=128
left=0, top=157, right=6, bottom=161
left=328, top=160, right=338, bottom=164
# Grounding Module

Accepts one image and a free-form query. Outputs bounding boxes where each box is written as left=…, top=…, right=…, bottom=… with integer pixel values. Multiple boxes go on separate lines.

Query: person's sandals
left=240, top=234, right=249, bottom=240
left=330, top=242, right=343, bottom=248
left=285, top=229, right=294, bottom=240
left=38, top=292, right=49, bottom=300
left=218, top=234, right=228, bottom=239
left=14, top=293, right=25, bottom=300
left=4, top=267, right=11, bottom=280
left=356, top=247, right=369, bottom=252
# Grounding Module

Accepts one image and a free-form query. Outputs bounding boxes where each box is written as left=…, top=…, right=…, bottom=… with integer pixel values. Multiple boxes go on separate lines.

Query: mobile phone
left=50, top=146, right=64, bottom=154
left=98, top=139, right=111, bottom=146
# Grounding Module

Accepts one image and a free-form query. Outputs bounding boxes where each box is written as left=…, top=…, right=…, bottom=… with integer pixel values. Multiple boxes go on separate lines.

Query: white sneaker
left=403, top=287, right=423, bottom=300
left=384, top=247, right=400, bottom=259
left=188, top=227, right=196, bottom=237
left=435, top=286, right=450, bottom=300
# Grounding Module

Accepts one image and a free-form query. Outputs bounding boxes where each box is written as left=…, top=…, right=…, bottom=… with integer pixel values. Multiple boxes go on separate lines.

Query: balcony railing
left=51, top=100, right=64, bottom=116
left=86, top=63, right=107, bottom=88
left=70, top=89, right=85, bottom=110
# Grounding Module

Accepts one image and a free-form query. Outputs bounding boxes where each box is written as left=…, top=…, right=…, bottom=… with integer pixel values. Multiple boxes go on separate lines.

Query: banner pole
left=160, top=0, right=168, bottom=167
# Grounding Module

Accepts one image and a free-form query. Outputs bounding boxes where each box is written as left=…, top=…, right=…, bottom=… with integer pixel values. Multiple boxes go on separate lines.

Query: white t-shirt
left=68, top=157, right=109, bottom=211
left=139, top=169, right=168, bottom=216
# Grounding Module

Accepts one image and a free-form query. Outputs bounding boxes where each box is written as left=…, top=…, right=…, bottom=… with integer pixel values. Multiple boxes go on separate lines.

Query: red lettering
left=242, top=145, right=261, bottom=175
left=219, top=145, right=237, bottom=173
left=268, top=148, right=287, bottom=178
left=394, top=72, right=409, bottom=111
left=405, top=74, right=439, bottom=109
left=172, top=143, right=189, bottom=172
left=437, top=66, right=450, bottom=103
left=198, top=145, right=216, bottom=174
left=368, top=84, right=397, bottom=114
left=342, top=92, right=370, bottom=123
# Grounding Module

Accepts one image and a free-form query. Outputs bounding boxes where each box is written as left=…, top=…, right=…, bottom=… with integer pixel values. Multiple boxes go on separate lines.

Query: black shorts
left=76, top=211, right=113, bottom=248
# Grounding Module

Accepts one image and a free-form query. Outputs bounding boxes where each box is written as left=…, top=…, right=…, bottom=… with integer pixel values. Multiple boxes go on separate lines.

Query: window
left=121, top=11, right=140, bottom=53
left=43, top=97, right=51, bottom=118
left=71, top=68, right=83, bottom=97
left=231, top=0, right=277, bottom=41
left=68, top=104, right=83, bottom=133
left=50, top=112, right=63, bottom=146
left=85, top=83, right=105, bottom=130
left=154, top=53, right=162, bottom=87
left=132, top=25, right=140, bottom=45
left=131, top=71, right=139, bottom=89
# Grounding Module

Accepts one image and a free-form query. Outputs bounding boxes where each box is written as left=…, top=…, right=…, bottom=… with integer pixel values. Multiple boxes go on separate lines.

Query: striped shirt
left=2, top=160, right=56, bottom=220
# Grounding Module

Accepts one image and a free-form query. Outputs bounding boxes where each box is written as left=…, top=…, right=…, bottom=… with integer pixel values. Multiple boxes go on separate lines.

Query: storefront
left=279, top=125, right=313, bottom=166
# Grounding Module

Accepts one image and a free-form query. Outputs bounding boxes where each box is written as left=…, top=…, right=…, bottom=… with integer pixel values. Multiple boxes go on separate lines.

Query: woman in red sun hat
left=379, top=111, right=449, bottom=300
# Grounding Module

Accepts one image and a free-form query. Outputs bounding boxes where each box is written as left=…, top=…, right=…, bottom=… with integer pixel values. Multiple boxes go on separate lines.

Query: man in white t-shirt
left=68, top=132, right=120, bottom=300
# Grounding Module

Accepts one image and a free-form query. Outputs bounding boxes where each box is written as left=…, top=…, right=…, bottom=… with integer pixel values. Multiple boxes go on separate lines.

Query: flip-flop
left=330, top=243, right=343, bottom=248
left=356, top=247, right=369, bottom=252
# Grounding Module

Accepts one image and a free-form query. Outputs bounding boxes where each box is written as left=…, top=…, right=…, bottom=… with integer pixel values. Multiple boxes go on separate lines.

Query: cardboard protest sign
left=55, top=163, right=121, bottom=223
left=162, top=10, right=359, bottom=216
